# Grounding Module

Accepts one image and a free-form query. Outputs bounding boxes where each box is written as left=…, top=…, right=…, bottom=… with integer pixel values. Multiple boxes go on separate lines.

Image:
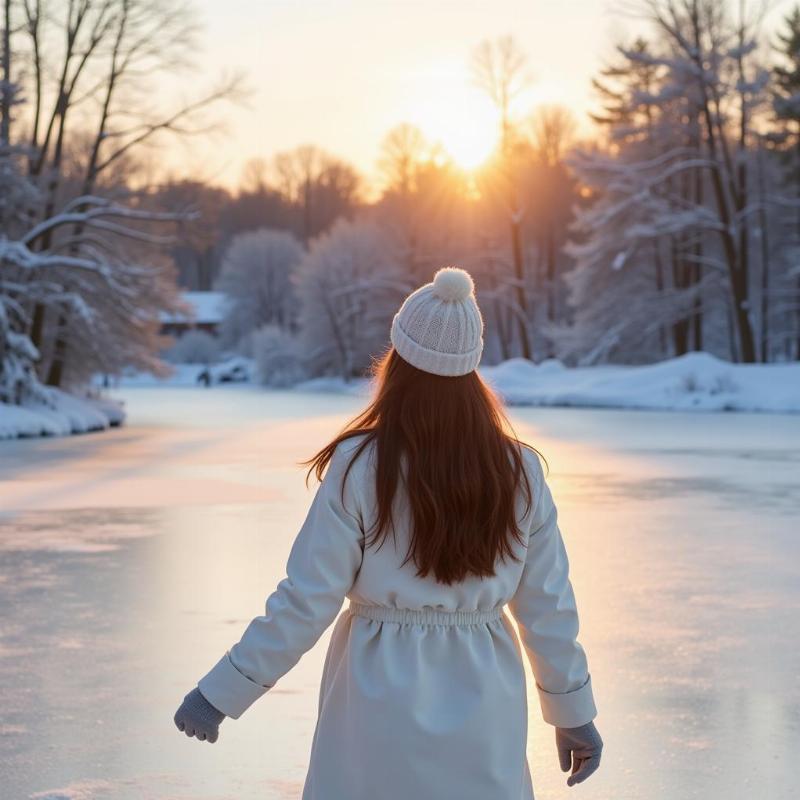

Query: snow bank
left=481, top=352, right=800, bottom=413
left=289, top=353, right=800, bottom=413
left=0, top=389, right=125, bottom=440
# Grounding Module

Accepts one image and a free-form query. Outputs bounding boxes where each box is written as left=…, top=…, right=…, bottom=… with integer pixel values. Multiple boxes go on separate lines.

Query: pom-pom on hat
left=390, top=267, right=484, bottom=376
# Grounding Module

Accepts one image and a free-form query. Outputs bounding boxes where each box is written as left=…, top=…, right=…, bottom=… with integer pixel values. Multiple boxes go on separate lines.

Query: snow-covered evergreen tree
left=561, top=40, right=711, bottom=363
left=0, top=146, right=42, bottom=402
left=563, top=2, right=786, bottom=364
left=772, top=4, right=800, bottom=360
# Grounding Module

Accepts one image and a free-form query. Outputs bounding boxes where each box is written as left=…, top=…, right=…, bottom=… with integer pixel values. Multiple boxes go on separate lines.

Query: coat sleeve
left=507, top=454, right=597, bottom=728
left=197, top=443, right=365, bottom=719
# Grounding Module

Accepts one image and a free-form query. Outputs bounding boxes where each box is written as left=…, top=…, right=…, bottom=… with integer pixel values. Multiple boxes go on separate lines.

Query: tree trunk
left=757, top=141, right=770, bottom=363
left=730, top=268, right=757, bottom=362
left=683, top=8, right=757, bottom=362
left=545, top=221, right=556, bottom=358
left=490, top=258, right=511, bottom=360
left=691, top=262, right=703, bottom=351
left=700, top=123, right=757, bottom=361
left=509, top=214, right=531, bottom=359
left=691, top=119, right=704, bottom=351
left=726, top=294, right=740, bottom=363
left=45, top=324, right=66, bottom=386
left=796, top=128, right=800, bottom=360
left=29, top=303, right=45, bottom=350
left=1, top=0, right=10, bottom=146
left=495, top=297, right=510, bottom=360
left=303, top=178, right=313, bottom=242
left=670, top=241, right=690, bottom=357
left=654, top=243, right=668, bottom=357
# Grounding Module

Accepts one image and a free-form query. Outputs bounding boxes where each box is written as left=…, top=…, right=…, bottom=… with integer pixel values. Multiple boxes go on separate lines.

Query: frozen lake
left=0, top=387, right=797, bottom=800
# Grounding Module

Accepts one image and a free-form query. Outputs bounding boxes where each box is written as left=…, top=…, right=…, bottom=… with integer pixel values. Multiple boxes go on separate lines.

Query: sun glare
left=439, top=119, right=499, bottom=171
left=404, top=76, right=500, bottom=172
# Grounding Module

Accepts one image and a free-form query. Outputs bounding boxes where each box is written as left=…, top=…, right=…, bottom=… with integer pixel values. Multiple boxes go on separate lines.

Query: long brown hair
left=304, top=348, right=540, bottom=585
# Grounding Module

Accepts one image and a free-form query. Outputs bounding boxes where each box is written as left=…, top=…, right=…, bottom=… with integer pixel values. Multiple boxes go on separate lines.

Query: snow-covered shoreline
left=0, top=389, right=125, bottom=440
left=3, top=352, right=797, bottom=441
left=481, top=352, right=800, bottom=413
left=294, top=352, right=800, bottom=414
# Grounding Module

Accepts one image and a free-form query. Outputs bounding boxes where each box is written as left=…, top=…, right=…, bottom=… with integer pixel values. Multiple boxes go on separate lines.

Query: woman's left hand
left=555, top=720, right=603, bottom=786
left=174, top=687, right=226, bottom=743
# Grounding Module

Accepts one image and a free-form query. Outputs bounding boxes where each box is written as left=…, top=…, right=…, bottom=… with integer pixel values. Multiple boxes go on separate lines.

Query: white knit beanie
left=390, top=267, right=484, bottom=376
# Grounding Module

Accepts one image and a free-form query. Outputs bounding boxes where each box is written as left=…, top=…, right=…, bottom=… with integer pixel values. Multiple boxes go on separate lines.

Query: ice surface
left=0, top=387, right=796, bottom=799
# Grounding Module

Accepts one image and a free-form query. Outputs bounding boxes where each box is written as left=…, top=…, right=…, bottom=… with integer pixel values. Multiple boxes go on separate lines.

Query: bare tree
left=471, top=36, right=527, bottom=156
left=471, top=36, right=532, bottom=359
left=11, top=0, right=241, bottom=384
left=295, top=219, right=409, bottom=379
left=2, top=174, right=186, bottom=400
left=272, top=145, right=361, bottom=241
left=378, top=123, right=428, bottom=195
left=530, top=105, right=577, bottom=167
left=529, top=105, right=577, bottom=340
left=240, top=157, right=270, bottom=194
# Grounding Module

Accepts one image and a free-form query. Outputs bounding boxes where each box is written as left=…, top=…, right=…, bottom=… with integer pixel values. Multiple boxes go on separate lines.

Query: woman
left=174, top=267, right=602, bottom=799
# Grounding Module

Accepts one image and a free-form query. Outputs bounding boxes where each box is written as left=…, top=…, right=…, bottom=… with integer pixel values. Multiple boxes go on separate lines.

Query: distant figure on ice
left=174, top=267, right=602, bottom=799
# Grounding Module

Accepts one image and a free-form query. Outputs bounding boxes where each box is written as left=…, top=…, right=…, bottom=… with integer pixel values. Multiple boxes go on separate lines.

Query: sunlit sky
left=165, top=0, right=784, bottom=191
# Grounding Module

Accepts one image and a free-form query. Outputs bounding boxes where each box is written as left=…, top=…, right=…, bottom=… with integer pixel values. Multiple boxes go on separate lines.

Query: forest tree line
left=2, top=0, right=800, bottom=403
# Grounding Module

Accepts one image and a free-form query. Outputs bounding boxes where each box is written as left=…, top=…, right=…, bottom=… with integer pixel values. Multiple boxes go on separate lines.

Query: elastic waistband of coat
left=347, top=601, right=504, bottom=626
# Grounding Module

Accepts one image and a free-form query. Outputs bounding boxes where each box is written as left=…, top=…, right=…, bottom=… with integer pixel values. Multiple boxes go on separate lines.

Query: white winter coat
left=198, top=436, right=597, bottom=800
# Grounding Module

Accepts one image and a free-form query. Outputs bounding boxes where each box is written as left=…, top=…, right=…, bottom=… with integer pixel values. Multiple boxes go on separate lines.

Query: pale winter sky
left=163, top=0, right=782, bottom=191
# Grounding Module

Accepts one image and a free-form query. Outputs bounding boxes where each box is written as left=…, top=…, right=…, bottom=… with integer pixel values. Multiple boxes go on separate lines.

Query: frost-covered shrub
left=709, top=373, right=738, bottom=395
left=251, top=325, right=307, bottom=387
left=294, top=219, right=411, bottom=379
left=678, top=370, right=738, bottom=396
left=164, top=330, right=221, bottom=364
left=216, top=229, right=304, bottom=346
left=680, top=372, right=700, bottom=394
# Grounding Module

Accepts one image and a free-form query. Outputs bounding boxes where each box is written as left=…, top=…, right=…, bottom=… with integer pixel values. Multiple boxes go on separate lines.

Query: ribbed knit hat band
left=390, top=267, right=484, bottom=376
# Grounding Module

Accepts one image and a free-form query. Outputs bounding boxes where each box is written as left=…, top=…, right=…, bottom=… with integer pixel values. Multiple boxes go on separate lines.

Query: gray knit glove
left=173, top=687, right=225, bottom=743
left=556, top=721, right=603, bottom=786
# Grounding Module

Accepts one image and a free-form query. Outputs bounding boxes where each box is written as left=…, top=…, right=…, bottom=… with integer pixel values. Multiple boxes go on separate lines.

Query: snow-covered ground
left=0, top=388, right=125, bottom=440
left=0, top=387, right=796, bottom=800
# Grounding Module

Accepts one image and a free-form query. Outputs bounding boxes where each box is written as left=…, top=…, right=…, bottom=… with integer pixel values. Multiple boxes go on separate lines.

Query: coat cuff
left=197, top=652, right=269, bottom=719
left=536, top=674, right=597, bottom=728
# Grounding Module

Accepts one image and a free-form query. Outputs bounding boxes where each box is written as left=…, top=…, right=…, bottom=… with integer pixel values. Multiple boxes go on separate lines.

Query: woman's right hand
left=555, top=720, right=603, bottom=786
left=174, top=687, right=226, bottom=743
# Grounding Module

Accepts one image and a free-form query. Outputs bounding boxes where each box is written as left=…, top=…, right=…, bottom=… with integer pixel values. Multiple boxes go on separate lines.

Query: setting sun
left=401, top=68, right=502, bottom=171
left=415, top=98, right=500, bottom=170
